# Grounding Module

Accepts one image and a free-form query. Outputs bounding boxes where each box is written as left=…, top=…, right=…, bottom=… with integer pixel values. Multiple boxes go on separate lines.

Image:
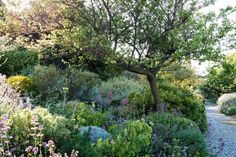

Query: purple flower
left=38, top=125, right=44, bottom=131
left=107, top=90, right=113, bottom=100
left=120, top=98, right=128, bottom=105
left=43, top=142, right=47, bottom=147
left=32, top=147, right=39, bottom=155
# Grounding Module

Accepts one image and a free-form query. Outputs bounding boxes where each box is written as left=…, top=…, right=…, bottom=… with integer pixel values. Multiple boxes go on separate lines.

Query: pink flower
left=31, top=115, right=39, bottom=125
left=25, top=146, right=33, bottom=152
left=120, top=98, right=129, bottom=105
left=48, top=140, right=55, bottom=146
left=32, top=147, right=39, bottom=155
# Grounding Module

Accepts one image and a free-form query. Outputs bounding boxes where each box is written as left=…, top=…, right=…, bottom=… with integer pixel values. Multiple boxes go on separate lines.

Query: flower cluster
left=0, top=73, right=22, bottom=108
left=0, top=114, right=13, bottom=156
left=43, top=140, right=55, bottom=154
left=25, top=115, right=44, bottom=156
left=120, top=98, right=128, bottom=106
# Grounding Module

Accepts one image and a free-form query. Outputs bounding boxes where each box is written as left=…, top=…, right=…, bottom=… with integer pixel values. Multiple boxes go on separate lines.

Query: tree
left=0, top=0, right=235, bottom=110
left=75, top=0, right=235, bottom=110
left=202, top=52, right=236, bottom=98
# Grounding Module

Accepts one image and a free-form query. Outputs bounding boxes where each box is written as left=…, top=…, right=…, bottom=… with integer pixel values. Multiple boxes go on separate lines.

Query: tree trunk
left=147, top=73, right=161, bottom=111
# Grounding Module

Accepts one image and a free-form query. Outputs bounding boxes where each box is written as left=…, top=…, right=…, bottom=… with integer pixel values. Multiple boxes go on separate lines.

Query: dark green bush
left=146, top=113, right=209, bottom=157
left=175, top=129, right=208, bottom=156
left=126, top=90, right=154, bottom=117
left=72, top=131, right=98, bottom=157
left=127, top=80, right=207, bottom=132
left=31, top=65, right=65, bottom=104
left=201, top=54, right=236, bottom=98
left=32, top=66, right=101, bottom=104
left=0, top=48, right=39, bottom=76
left=226, top=106, right=236, bottom=115
left=65, top=68, right=101, bottom=101
left=159, top=81, right=207, bottom=132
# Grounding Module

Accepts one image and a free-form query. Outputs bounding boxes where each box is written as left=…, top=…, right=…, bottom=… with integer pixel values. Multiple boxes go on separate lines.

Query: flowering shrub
left=25, top=115, right=47, bottom=156
left=6, top=75, right=33, bottom=94
left=95, top=77, right=144, bottom=108
left=0, top=114, right=12, bottom=156
left=217, top=93, right=236, bottom=115
left=0, top=73, right=22, bottom=108
left=0, top=114, right=77, bottom=157
left=2, top=107, right=70, bottom=155
left=145, top=113, right=209, bottom=157
left=159, top=80, right=207, bottom=132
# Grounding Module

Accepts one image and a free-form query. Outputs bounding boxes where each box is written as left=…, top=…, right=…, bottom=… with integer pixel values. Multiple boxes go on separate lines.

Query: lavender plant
left=25, top=115, right=44, bottom=156
left=0, top=73, right=22, bottom=109
left=0, top=114, right=13, bottom=157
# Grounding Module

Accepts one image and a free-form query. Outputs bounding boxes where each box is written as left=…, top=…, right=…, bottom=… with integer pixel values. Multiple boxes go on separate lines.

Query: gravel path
left=205, top=100, right=236, bottom=157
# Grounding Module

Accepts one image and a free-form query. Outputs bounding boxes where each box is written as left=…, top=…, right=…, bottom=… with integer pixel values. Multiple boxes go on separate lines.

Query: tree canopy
left=0, top=0, right=235, bottom=109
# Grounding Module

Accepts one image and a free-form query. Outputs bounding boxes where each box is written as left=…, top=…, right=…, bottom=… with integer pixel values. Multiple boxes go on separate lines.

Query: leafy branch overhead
left=78, top=0, right=235, bottom=74
left=0, top=0, right=235, bottom=107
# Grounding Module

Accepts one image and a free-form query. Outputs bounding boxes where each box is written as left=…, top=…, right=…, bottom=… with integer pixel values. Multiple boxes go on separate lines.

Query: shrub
left=95, top=120, right=152, bottom=157
left=161, top=64, right=201, bottom=91
left=74, top=102, right=108, bottom=127
left=0, top=106, right=70, bottom=155
left=0, top=48, right=39, bottom=76
left=201, top=57, right=236, bottom=98
left=6, top=75, right=33, bottom=94
left=10, top=107, right=70, bottom=145
left=217, top=93, right=236, bottom=115
left=159, top=81, right=207, bottom=132
left=127, top=80, right=207, bottom=132
left=0, top=114, right=77, bottom=156
left=52, top=101, right=108, bottom=127
left=79, top=126, right=111, bottom=143
left=226, top=106, right=236, bottom=115
left=146, top=113, right=198, bottom=132
left=72, top=131, right=98, bottom=157
left=145, top=113, right=209, bottom=157
left=65, top=68, right=101, bottom=101
left=0, top=73, right=22, bottom=108
left=31, top=65, right=65, bottom=104
left=175, top=129, right=209, bottom=156
left=126, top=89, right=154, bottom=117
left=96, top=77, right=144, bottom=107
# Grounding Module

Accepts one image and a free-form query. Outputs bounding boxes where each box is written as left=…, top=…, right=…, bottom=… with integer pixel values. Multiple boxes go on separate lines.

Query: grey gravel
left=205, top=100, right=236, bottom=157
